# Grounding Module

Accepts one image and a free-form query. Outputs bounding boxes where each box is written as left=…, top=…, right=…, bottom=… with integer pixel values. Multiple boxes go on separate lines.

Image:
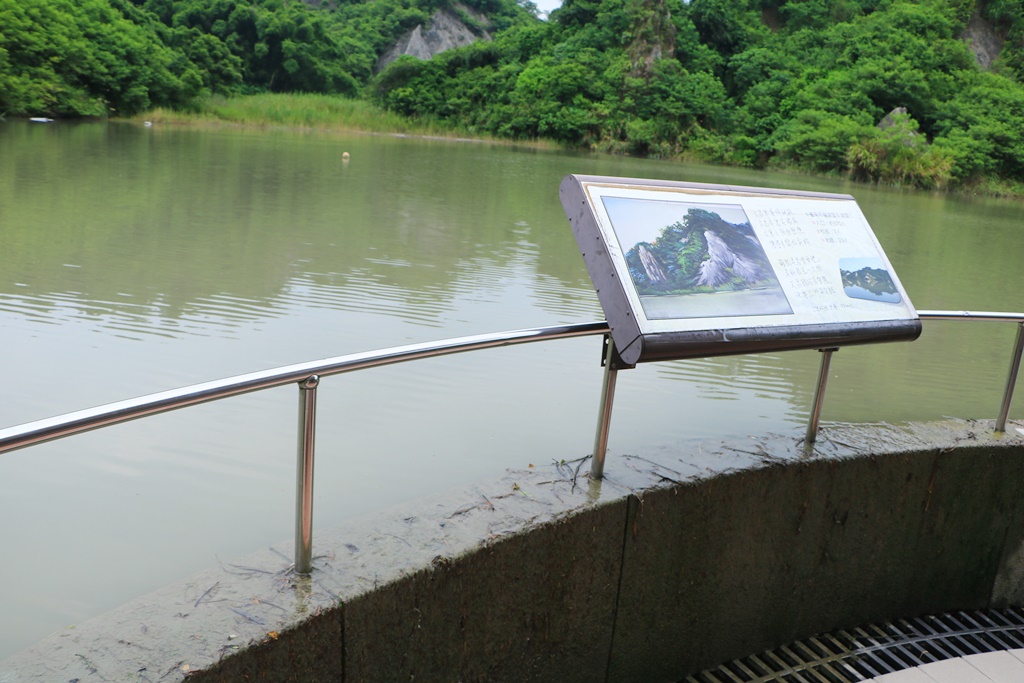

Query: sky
left=601, top=196, right=751, bottom=251
left=533, top=0, right=562, bottom=16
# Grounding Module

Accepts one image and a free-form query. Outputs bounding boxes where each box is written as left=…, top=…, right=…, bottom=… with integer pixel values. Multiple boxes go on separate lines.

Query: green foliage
left=685, top=0, right=768, bottom=59
left=703, top=0, right=1008, bottom=186
left=980, top=0, right=1024, bottom=85
left=7, top=0, right=1024, bottom=193
left=370, top=0, right=734, bottom=152
left=773, top=109, right=875, bottom=172
left=169, top=29, right=244, bottom=96
left=508, top=49, right=611, bottom=142
left=364, top=0, right=1024, bottom=191
left=847, top=112, right=953, bottom=188
left=0, top=0, right=374, bottom=116
left=0, top=0, right=194, bottom=116
left=932, top=70, right=1024, bottom=181
left=152, top=0, right=361, bottom=94
left=615, top=61, right=733, bottom=155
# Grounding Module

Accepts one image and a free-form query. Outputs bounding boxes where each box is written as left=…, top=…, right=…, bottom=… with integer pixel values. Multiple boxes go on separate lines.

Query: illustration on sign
left=839, top=256, right=901, bottom=303
left=602, top=196, right=793, bottom=320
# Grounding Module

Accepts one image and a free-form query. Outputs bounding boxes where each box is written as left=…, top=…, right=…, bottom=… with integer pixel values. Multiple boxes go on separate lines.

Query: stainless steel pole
left=805, top=348, right=838, bottom=445
left=996, top=322, right=1024, bottom=433
left=590, top=337, right=619, bottom=480
left=0, top=320, right=609, bottom=457
left=295, top=375, right=319, bottom=574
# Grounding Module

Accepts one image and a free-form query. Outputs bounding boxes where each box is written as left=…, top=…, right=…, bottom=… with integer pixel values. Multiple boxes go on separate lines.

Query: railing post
left=590, top=336, right=619, bottom=480
left=805, top=348, right=838, bottom=445
left=996, top=322, right=1024, bottom=433
left=295, top=375, right=319, bottom=574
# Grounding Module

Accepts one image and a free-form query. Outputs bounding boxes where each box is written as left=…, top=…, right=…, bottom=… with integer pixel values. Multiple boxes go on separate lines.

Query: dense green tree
left=848, top=111, right=953, bottom=187
left=7, top=0, right=1024, bottom=191
left=933, top=70, right=1024, bottom=180
left=365, top=0, right=1024, bottom=189
left=686, top=0, right=767, bottom=59
left=170, top=29, right=245, bottom=95
left=141, top=0, right=361, bottom=94
left=0, top=0, right=195, bottom=116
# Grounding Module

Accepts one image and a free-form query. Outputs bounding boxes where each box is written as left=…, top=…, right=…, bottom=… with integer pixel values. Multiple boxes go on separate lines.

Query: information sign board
left=560, top=174, right=920, bottom=366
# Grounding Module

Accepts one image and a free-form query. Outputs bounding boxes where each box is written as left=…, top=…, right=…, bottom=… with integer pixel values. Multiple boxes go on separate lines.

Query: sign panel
left=560, top=174, right=920, bottom=365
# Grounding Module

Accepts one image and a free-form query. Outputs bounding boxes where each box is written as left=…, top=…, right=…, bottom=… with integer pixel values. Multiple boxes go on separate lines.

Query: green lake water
left=0, top=120, right=1022, bottom=657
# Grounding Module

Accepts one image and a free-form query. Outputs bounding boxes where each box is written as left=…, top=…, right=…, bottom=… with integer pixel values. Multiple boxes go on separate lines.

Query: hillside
left=372, top=0, right=1024, bottom=190
left=0, top=0, right=532, bottom=117
left=4, top=0, right=1024, bottom=191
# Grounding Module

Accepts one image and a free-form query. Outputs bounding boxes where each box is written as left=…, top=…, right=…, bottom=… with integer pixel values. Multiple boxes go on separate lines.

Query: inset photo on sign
left=601, top=196, right=793, bottom=320
left=839, top=257, right=902, bottom=303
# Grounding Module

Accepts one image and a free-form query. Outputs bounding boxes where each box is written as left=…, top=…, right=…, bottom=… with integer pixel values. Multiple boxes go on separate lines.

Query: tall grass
left=139, top=93, right=508, bottom=141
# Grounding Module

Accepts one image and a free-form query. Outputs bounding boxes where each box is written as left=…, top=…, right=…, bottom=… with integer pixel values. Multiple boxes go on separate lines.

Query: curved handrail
left=0, top=320, right=610, bottom=456
left=0, top=311, right=1020, bottom=572
left=919, top=310, right=1024, bottom=323
left=3, top=312, right=1019, bottom=457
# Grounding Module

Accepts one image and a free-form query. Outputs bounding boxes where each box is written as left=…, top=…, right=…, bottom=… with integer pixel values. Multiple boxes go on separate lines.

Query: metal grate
left=685, top=607, right=1024, bottom=682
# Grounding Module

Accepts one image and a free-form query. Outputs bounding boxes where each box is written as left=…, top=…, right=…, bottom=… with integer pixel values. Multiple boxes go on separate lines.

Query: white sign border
left=581, top=181, right=917, bottom=336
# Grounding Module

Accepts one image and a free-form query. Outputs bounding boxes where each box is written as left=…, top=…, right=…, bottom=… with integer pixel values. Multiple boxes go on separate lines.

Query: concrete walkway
left=869, top=649, right=1024, bottom=682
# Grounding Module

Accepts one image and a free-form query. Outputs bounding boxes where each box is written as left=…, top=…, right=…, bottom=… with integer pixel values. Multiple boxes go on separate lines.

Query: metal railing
left=916, top=310, right=1024, bottom=433
left=0, top=312, right=1020, bottom=573
left=0, top=321, right=608, bottom=573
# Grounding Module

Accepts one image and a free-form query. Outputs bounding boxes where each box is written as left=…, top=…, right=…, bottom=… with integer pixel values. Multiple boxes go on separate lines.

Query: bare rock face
left=638, top=244, right=668, bottom=284
left=377, top=5, right=491, bottom=72
left=962, top=7, right=1004, bottom=70
left=626, top=0, right=676, bottom=77
left=697, top=230, right=765, bottom=288
left=877, top=107, right=908, bottom=130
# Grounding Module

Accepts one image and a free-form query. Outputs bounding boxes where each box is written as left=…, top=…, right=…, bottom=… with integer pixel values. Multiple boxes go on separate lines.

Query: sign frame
left=560, top=174, right=921, bottom=367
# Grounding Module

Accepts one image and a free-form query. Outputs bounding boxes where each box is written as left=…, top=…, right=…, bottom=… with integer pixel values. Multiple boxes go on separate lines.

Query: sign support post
left=591, top=336, right=619, bottom=480
left=805, top=348, right=838, bottom=445
left=561, top=174, right=920, bottom=475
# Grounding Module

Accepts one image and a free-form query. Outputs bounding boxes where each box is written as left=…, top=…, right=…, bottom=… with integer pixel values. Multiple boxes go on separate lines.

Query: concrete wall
left=3, top=419, right=1024, bottom=682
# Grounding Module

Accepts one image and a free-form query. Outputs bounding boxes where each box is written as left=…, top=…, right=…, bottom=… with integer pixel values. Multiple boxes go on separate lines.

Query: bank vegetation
left=4, top=0, right=1024, bottom=194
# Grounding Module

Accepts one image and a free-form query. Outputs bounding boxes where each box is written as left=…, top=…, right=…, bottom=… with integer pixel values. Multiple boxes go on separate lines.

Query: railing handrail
left=0, top=320, right=611, bottom=456
left=918, top=310, right=1024, bottom=323
left=895, top=310, right=1024, bottom=436
left=3, top=311, right=1020, bottom=456
left=1, top=310, right=1021, bottom=572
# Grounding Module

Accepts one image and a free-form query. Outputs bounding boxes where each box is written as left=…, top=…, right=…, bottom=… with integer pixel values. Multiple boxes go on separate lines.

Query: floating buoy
left=342, top=152, right=350, bottom=161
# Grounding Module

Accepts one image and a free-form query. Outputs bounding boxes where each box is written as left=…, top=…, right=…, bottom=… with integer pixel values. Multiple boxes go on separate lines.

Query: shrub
left=847, top=112, right=952, bottom=188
